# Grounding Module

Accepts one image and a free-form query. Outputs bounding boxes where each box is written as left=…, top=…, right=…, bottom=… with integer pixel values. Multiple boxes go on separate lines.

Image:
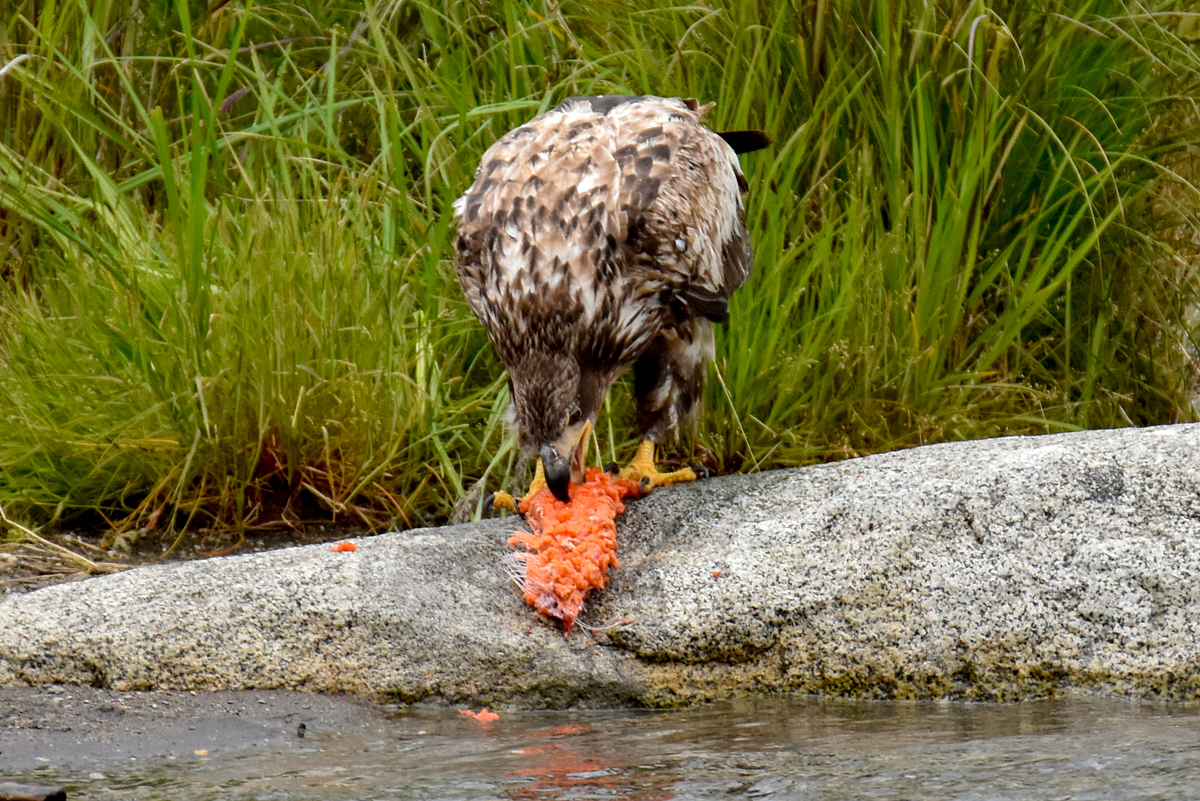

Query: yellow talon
left=526, top=456, right=548, bottom=498
left=618, top=439, right=699, bottom=492
left=490, top=457, right=549, bottom=514
left=490, top=491, right=518, bottom=514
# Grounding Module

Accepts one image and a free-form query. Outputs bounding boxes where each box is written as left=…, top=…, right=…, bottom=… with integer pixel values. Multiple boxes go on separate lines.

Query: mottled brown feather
left=453, top=95, right=758, bottom=454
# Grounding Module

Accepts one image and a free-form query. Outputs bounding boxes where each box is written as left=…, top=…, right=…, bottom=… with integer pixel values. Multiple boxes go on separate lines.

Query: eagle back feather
left=453, top=95, right=752, bottom=366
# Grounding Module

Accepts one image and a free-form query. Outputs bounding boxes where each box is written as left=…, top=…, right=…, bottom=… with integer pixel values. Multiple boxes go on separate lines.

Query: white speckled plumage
left=453, top=95, right=758, bottom=459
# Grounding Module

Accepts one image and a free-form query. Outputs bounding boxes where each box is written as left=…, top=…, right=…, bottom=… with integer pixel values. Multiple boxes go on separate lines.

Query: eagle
left=453, top=95, right=766, bottom=506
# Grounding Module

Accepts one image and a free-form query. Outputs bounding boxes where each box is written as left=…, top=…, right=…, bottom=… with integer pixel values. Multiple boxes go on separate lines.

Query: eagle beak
left=540, top=445, right=572, bottom=503
left=540, top=420, right=592, bottom=504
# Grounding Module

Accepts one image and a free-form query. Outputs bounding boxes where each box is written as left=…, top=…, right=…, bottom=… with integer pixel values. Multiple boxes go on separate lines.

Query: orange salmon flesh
left=508, top=468, right=641, bottom=633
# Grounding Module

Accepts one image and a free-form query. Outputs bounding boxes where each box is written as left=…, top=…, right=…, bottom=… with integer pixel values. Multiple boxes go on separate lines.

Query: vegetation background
left=1, top=0, right=1198, bottom=554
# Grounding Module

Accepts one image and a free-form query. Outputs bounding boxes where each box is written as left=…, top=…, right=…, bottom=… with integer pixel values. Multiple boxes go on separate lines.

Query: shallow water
left=15, top=696, right=1200, bottom=800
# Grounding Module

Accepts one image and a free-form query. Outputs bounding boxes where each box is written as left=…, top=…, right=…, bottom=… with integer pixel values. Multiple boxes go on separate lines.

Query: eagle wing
left=599, top=96, right=754, bottom=325
left=453, top=100, right=623, bottom=362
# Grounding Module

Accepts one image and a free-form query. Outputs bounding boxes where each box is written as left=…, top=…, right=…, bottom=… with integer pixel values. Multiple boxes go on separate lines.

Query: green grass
left=1, top=0, right=1198, bottom=543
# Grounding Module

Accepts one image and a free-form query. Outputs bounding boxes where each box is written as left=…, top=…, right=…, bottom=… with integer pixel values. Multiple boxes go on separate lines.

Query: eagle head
left=509, top=351, right=593, bottom=503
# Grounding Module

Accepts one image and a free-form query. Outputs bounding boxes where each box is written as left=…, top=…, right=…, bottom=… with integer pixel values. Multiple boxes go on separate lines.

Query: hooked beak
left=540, top=445, right=571, bottom=503
left=540, top=420, right=591, bottom=503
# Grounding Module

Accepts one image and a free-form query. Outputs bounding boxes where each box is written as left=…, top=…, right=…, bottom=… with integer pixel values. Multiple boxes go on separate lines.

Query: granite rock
left=3, top=425, right=1199, bottom=706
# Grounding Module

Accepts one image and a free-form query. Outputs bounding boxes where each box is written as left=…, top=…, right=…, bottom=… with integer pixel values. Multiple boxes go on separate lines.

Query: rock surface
left=3, top=425, right=1200, bottom=707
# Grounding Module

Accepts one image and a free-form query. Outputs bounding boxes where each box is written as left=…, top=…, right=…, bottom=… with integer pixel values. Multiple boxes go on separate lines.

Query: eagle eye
left=567, top=406, right=583, bottom=426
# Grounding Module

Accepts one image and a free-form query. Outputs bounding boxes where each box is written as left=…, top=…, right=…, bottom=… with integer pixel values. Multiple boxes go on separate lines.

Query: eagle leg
left=490, top=457, right=550, bottom=514
left=618, top=439, right=699, bottom=492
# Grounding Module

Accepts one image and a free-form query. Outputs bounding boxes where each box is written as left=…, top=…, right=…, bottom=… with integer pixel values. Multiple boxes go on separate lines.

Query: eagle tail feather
left=718, top=129, right=771, bottom=154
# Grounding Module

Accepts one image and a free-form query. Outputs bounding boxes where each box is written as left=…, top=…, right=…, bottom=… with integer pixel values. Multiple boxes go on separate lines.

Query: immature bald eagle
left=453, top=95, right=765, bottom=505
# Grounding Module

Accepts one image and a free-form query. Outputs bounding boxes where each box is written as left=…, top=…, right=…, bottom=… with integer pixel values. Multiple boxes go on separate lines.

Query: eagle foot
left=486, top=491, right=520, bottom=516
left=487, top=457, right=551, bottom=515
left=619, top=440, right=702, bottom=493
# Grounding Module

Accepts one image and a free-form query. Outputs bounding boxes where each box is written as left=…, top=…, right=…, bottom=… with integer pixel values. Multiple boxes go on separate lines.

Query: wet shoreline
left=0, top=685, right=389, bottom=774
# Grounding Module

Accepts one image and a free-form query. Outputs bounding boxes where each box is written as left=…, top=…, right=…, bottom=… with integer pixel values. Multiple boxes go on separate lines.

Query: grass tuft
left=1, top=0, right=1198, bottom=545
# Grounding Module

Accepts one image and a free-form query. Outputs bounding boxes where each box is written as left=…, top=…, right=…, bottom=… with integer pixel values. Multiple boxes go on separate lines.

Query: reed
left=1, top=0, right=1196, bottom=541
